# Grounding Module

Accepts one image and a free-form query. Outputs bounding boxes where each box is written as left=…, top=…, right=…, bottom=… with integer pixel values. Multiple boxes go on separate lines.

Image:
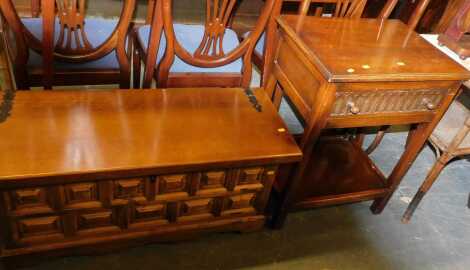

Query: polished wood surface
left=0, top=88, right=300, bottom=184
left=278, top=15, right=470, bottom=82
left=266, top=15, right=470, bottom=228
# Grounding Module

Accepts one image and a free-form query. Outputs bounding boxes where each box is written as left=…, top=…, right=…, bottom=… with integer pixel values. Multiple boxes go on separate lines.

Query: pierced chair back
left=143, top=0, right=276, bottom=88
left=379, top=0, right=432, bottom=30
left=295, top=0, right=367, bottom=17
left=0, top=0, right=135, bottom=89
left=258, top=0, right=367, bottom=86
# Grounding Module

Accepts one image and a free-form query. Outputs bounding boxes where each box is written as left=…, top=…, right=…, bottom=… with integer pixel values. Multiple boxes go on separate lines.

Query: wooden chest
left=0, top=88, right=301, bottom=264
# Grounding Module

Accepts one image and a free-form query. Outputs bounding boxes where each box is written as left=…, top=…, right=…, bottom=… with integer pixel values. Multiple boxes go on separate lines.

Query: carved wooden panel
left=178, top=198, right=216, bottom=222
left=1, top=165, right=277, bottom=249
left=78, top=210, right=114, bottom=230
left=4, top=188, right=54, bottom=216
left=156, top=174, right=189, bottom=199
left=221, top=193, right=257, bottom=216
left=15, top=216, right=64, bottom=243
left=197, top=171, right=227, bottom=195
left=234, top=167, right=265, bottom=192
left=64, top=182, right=98, bottom=205
left=114, top=178, right=146, bottom=200
left=332, top=89, right=447, bottom=116
left=131, top=203, right=168, bottom=226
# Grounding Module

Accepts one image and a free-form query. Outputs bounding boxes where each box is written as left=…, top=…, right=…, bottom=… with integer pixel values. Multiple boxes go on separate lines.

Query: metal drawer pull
left=347, top=101, right=360, bottom=114
left=422, top=98, right=436, bottom=110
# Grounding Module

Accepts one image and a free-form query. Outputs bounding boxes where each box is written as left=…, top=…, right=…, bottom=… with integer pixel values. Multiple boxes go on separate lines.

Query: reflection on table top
left=0, top=88, right=301, bottom=182
left=277, top=15, right=470, bottom=83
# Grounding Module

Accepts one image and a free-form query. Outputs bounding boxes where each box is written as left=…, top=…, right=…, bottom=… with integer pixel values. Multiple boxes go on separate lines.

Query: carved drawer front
left=6, top=188, right=53, bottom=215
left=13, top=216, right=64, bottom=243
left=130, top=202, right=168, bottom=226
left=233, top=167, right=265, bottom=192
left=197, top=171, right=227, bottom=195
left=156, top=174, right=190, bottom=199
left=221, top=193, right=257, bottom=217
left=114, top=178, right=148, bottom=201
left=178, top=198, right=216, bottom=222
left=332, top=89, right=447, bottom=116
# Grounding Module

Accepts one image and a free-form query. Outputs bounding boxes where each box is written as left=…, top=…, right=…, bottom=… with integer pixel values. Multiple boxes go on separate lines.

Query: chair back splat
left=141, top=0, right=276, bottom=88
left=0, top=0, right=136, bottom=89
left=55, top=0, right=92, bottom=54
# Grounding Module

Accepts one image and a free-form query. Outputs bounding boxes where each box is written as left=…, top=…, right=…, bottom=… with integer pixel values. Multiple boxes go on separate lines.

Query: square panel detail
left=198, top=171, right=227, bottom=195
left=221, top=194, right=256, bottom=217
left=18, top=216, right=63, bottom=239
left=178, top=198, right=215, bottom=222
left=239, top=168, right=264, bottom=185
left=78, top=210, right=115, bottom=231
left=132, top=203, right=168, bottom=225
left=114, top=178, right=146, bottom=199
left=9, top=188, right=49, bottom=210
left=156, top=174, right=189, bottom=199
left=64, top=182, right=98, bottom=205
left=234, top=168, right=265, bottom=192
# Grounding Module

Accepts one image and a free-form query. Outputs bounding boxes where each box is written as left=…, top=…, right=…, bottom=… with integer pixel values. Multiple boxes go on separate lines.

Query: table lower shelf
left=292, top=137, right=389, bottom=209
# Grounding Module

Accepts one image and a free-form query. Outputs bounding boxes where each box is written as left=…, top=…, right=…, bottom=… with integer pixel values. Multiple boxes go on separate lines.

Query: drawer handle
left=347, top=102, right=360, bottom=114
left=422, top=98, right=436, bottom=110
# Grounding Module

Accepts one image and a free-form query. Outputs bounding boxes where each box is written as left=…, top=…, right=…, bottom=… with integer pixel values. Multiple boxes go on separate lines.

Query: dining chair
left=250, top=0, right=368, bottom=86
left=0, top=0, right=136, bottom=89
left=133, top=0, right=277, bottom=88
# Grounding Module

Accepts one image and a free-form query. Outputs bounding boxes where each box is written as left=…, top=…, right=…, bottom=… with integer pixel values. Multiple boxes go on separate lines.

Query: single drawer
left=331, top=89, right=447, bottom=116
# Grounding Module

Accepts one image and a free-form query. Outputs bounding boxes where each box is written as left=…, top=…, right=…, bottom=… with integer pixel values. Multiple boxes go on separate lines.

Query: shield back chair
left=0, top=0, right=135, bottom=89
left=134, top=0, right=277, bottom=88
left=249, top=0, right=368, bottom=87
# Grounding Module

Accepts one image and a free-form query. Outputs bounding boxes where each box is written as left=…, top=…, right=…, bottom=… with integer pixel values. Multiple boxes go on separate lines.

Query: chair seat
left=431, top=100, right=470, bottom=150
left=22, top=18, right=120, bottom=70
left=137, top=24, right=242, bottom=73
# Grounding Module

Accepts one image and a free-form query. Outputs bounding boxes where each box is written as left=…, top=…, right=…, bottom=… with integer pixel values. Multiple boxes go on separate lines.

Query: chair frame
left=0, top=0, right=135, bottom=89
left=134, top=0, right=276, bottom=89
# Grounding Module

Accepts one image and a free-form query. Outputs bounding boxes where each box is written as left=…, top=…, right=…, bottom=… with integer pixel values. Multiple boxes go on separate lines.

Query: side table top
left=278, top=15, right=470, bottom=83
left=0, top=88, right=301, bottom=183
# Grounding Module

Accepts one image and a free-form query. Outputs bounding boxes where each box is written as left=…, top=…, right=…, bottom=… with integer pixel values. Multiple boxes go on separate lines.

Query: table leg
left=270, top=84, right=337, bottom=229
left=370, top=88, right=460, bottom=214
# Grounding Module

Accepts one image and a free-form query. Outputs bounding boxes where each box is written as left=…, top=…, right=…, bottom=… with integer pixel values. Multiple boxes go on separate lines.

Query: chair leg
left=365, top=126, right=389, bottom=155
left=132, top=46, right=142, bottom=89
left=402, top=153, right=452, bottom=223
